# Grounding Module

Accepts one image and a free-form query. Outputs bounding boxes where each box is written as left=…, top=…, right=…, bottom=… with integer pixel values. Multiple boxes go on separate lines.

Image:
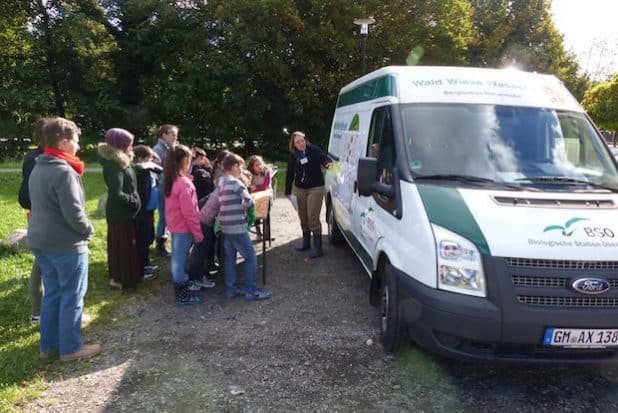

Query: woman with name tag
left=284, top=131, right=331, bottom=258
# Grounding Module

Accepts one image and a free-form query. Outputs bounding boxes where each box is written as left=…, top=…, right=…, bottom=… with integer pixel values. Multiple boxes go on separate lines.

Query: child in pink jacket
left=164, top=144, right=204, bottom=306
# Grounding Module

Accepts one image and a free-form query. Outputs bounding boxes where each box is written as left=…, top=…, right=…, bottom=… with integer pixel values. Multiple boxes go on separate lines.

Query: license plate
left=544, top=328, right=618, bottom=348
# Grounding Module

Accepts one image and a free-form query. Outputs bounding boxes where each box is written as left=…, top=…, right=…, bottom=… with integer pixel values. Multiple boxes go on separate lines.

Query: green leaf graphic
left=565, top=217, right=589, bottom=228
left=543, top=225, right=564, bottom=233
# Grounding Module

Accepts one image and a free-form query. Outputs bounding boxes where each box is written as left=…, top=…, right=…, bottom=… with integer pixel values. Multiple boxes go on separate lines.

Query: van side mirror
left=358, top=157, right=394, bottom=197
left=358, top=158, right=377, bottom=196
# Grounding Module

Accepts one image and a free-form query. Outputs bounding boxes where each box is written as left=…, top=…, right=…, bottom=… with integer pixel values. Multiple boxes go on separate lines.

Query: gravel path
left=26, top=197, right=402, bottom=412
left=25, top=197, right=618, bottom=412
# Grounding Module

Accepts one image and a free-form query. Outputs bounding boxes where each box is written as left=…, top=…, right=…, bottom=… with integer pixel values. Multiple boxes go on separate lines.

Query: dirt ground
left=24, top=197, right=618, bottom=412
left=25, top=197, right=408, bottom=412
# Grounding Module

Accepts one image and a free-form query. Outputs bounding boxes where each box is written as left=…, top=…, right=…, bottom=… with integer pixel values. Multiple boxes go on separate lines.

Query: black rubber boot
left=295, top=231, right=311, bottom=251
left=309, top=231, right=323, bottom=258
left=156, top=237, right=170, bottom=257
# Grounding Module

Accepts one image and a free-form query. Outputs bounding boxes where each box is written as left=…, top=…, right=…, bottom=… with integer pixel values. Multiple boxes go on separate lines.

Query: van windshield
left=401, top=104, right=618, bottom=191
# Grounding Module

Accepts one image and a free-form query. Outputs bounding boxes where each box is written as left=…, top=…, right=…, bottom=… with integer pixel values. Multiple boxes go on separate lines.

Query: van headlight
left=432, top=224, right=486, bottom=297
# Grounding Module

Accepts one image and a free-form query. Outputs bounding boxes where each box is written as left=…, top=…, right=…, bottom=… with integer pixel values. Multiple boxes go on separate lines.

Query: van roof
left=337, top=66, right=583, bottom=112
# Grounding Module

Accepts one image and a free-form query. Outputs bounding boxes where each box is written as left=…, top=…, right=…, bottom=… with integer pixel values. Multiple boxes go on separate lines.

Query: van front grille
left=506, top=258, right=618, bottom=270
left=517, top=295, right=618, bottom=307
left=512, top=276, right=618, bottom=288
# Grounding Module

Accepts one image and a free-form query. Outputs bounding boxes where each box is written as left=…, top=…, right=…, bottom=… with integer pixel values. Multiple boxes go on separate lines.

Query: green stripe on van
left=337, top=75, right=397, bottom=107
left=417, top=184, right=490, bottom=255
left=344, top=229, right=373, bottom=270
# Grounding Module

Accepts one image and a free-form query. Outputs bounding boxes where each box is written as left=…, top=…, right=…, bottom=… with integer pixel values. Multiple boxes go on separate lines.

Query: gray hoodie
left=27, top=155, right=94, bottom=253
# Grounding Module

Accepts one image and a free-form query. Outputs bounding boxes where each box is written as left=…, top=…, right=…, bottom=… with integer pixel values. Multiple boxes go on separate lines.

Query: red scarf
left=44, top=147, right=85, bottom=176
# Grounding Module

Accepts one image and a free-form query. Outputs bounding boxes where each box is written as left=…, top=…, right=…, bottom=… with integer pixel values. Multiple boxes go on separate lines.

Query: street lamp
left=354, top=17, right=375, bottom=76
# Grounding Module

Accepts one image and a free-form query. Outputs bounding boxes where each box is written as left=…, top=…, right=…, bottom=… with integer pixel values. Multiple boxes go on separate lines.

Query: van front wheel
left=380, top=263, right=405, bottom=353
left=327, top=203, right=344, bottom=245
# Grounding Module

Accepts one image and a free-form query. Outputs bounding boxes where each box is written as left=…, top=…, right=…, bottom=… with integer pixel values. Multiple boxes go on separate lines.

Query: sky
left=551, top=0, right=618, bottom=80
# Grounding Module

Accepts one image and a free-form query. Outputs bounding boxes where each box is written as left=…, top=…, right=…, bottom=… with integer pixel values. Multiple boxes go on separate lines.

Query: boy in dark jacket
left=187, top=148, right=218, bottom=288
left=133, top=145, right=163, bottom=279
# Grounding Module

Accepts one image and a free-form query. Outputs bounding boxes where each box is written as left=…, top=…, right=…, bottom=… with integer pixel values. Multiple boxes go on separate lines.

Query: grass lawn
left=0, top=171, right=169, bottom=411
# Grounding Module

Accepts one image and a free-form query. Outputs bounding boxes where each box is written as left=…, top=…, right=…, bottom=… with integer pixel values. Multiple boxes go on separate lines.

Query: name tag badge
left=300, top=157, right=309, bottom=165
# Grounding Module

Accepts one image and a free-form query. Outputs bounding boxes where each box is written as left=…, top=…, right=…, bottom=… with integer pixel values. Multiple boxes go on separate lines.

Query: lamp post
left=354, top=17, right=375, bottom=76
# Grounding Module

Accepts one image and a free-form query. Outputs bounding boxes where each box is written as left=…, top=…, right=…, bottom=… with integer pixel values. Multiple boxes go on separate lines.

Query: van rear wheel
left=327, top=203, right=344, bottom=245
left=380, top=263, right=405, bottom=353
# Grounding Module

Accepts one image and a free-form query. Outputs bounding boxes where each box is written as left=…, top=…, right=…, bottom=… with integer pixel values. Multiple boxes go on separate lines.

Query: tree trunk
left=36, top=0, right=65, bottom=117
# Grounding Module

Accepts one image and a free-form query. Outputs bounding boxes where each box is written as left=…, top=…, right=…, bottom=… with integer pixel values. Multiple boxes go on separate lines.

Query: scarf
left=44, top=147, right=85, bottom=176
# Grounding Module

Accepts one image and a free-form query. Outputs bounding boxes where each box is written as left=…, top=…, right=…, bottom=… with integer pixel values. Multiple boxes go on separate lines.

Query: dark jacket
left=18, top=147, right=43, bottom=210
left=191, top=164, right=215, bottom=200
left=98, top=143, right=141, bottom=223
left=133, top=161, right=162, bottom=212
left=27, top=155, right=93, bottom=253
left=285, top=144, right=329, bottom=195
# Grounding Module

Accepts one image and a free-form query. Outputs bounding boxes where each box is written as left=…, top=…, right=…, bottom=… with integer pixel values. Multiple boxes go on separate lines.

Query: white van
left=325, top=66, right=618, bottom=362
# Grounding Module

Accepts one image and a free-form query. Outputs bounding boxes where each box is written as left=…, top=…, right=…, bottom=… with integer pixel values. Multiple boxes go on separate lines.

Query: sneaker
left=145, top=264, right=160, bottom=272
left=208, top=263, right=220, bottom=274
left=30, top=314, right=40, bottom=323
left=60, top=343, right=102, bottom=362
left=187, top=281, right=202, bottom=292
left=144, top=272, right=158, bottom=281
left=245, top=288, right=271, bottom=302
left=193, top=276, right=216, bottom=289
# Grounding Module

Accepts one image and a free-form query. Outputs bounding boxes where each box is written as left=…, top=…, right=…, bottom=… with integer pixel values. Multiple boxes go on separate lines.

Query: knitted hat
left=105, top=128, right=134, bottom=151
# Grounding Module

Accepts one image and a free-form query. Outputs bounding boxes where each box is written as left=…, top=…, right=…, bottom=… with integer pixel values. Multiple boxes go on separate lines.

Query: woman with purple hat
left=98, top=128, right=142, bottom=290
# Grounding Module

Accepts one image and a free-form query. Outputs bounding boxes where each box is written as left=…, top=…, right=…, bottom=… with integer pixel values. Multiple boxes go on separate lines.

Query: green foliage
left=467, top=0, right=587, bottom=99
left=0, top=0, right=597, bottom=162
left=582, top=75, right=618, bottom=131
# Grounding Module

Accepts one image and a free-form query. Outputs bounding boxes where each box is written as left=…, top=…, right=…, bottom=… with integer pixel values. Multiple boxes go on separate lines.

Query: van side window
left=368, top=107, right=396, bottom=186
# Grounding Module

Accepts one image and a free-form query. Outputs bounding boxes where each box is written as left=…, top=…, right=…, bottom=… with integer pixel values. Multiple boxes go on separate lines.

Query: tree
left=582, top=75, right=618, bottom=139
left=0, top=0, right=51, bottom=137
left=368, top=0, right=473, bottom=67
left=0, top=0, right=121, bottom=143
left=468, top=0, right=589, bottom=100
left=0, top=0, right=597, bottom=160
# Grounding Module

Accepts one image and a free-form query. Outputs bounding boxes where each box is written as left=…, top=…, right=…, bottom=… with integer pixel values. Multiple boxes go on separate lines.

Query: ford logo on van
left=571, top=278, right=611, bottom=295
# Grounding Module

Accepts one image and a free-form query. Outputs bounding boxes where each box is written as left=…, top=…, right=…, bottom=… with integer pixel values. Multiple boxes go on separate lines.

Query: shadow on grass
left=388, top=338, right=618, bottom=411
left=0, top=242, right=170, bottom=409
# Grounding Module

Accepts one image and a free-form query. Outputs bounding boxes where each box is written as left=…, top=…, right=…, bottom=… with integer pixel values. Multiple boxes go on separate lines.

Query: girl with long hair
left=164, top=145, right=204, bottom=306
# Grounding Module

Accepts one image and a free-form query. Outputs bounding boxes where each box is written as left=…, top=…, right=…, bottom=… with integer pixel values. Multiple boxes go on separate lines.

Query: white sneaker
left=193, top=276, right=216, bottom=289
left=144, top=272, right=158, bottom=281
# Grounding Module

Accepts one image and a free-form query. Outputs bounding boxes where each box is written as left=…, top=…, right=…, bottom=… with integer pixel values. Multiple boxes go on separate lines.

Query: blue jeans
left=171, top=233, right=193, bottom=284
left=188, top=224, right=216, bottom=281
left=33, top=249, right=88, bottom=356
left=223, top=232, right=257, bottom=295
left=156, top=188, right=166, bottom=238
